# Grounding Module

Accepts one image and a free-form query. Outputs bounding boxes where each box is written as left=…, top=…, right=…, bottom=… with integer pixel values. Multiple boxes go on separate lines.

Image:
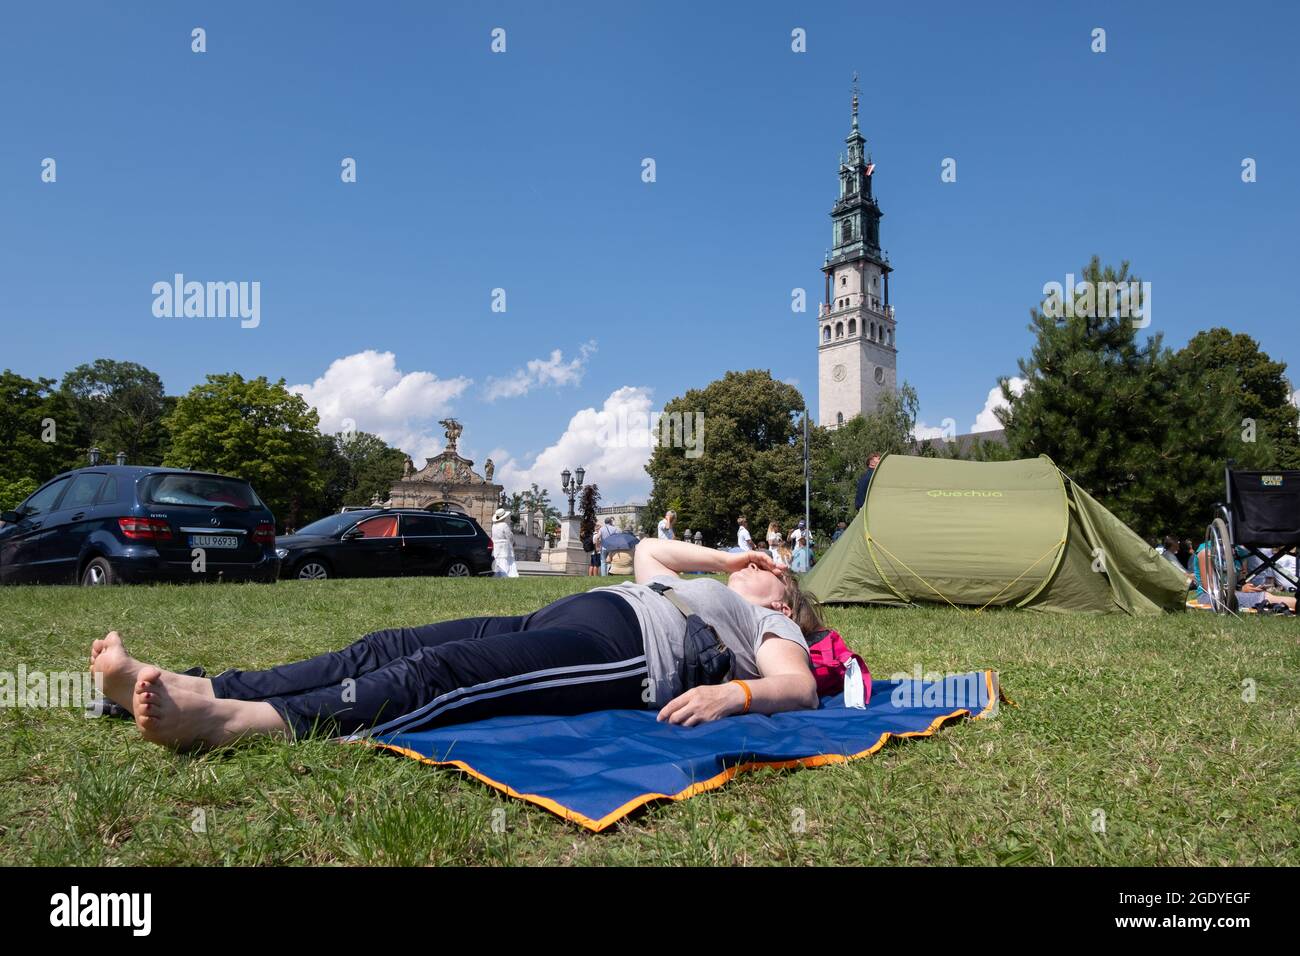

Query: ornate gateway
left=383, top=418, right=504, bottom=528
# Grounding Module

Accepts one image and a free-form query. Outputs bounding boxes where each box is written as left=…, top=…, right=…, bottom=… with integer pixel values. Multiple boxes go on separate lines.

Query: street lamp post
left=560, top=466, right=586, bottom=518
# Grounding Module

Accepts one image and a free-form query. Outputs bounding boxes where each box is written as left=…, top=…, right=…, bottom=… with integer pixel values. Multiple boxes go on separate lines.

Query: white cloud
left=971, top=377, right=1026, bottom=433
left=290, top=350, right=471, bottom=461
left=484, top=341, right=597, bottom=401
left=494, top=385, right=657, bottom=503
left=909, top=377, right=1028, bottom=441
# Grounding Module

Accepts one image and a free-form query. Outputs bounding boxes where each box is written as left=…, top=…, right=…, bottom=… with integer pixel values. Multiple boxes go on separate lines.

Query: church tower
left=818, top=75, right=896, bottom=428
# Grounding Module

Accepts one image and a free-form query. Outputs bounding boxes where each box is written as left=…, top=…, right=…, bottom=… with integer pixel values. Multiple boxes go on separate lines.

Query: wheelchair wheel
left=1205, top=517, right=1237, bottom=613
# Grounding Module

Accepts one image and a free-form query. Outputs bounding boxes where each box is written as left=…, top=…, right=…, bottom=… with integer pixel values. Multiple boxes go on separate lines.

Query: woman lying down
left=90, top=538, right=825, bottom=751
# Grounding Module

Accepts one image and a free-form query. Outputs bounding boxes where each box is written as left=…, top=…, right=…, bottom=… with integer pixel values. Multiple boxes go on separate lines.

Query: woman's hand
left=657, top=684, right=747, bottom=726
left=724, top=548, right=783, bottom=576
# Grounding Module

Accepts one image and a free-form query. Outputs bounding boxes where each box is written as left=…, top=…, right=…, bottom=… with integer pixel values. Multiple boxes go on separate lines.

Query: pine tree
left=1000, top=257, right=1172, bottom=534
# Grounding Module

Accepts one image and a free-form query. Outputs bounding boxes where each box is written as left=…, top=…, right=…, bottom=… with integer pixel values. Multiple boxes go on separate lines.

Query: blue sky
left=3, top=1, right=1297, bottom=502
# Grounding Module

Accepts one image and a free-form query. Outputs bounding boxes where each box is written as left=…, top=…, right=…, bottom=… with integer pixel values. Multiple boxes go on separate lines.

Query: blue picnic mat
left=368, top=670, right=1003, bottom=830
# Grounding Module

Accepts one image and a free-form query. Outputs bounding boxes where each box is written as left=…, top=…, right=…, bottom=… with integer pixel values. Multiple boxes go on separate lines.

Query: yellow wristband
left=733, top=679, right=752, bottom=714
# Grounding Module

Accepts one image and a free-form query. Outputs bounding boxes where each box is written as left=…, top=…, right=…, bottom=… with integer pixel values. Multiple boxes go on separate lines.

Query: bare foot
left=90, top=632, right=214, bottom=714
left=134, top=667, right=287, bottom=751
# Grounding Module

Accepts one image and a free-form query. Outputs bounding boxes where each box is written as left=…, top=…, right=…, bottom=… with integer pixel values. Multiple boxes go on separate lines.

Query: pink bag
left=807, top=629, right=871, bottom=709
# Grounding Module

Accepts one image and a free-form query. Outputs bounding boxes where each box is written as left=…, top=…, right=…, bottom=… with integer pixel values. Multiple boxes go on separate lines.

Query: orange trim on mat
left=355, top=669, right=1008, bottom=833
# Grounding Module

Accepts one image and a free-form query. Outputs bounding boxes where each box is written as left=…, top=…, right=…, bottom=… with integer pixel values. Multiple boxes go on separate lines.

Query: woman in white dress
left=490, top=506, right=518, bottom=577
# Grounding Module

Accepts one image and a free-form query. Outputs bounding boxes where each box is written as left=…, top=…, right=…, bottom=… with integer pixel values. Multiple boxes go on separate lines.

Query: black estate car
left=275, top=508, right=493, bottom=580
left=0, top=466, right=280, bottom=585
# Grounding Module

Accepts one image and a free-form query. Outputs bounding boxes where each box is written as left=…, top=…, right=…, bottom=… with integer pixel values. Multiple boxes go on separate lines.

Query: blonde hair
left=780, top=574, right=825, bottom=637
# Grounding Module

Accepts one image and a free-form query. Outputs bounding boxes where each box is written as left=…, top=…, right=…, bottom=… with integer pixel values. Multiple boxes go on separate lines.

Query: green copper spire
left=829, top=72, right=885, bottom=269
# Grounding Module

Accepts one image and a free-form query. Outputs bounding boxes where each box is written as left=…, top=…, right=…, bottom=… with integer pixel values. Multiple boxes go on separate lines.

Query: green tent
left=803, top=454, right=1187, bottom=615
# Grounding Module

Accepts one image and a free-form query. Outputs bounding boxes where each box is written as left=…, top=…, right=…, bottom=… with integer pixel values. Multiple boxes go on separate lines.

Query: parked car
left=0, top=466, right=279, bottom=585
left=275, top=508, right=493, bottom=580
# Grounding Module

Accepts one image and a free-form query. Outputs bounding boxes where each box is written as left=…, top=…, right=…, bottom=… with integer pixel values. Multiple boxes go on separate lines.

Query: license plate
left=189, top=535, right=239, bottom=549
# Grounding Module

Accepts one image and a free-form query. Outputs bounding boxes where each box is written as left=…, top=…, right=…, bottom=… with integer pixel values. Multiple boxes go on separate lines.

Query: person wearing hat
left=491, top=506, right=518, bottom=578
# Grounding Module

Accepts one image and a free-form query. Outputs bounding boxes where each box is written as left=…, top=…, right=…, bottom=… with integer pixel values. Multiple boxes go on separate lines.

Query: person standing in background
left=599, top=517, right=616, bottom=575
left=766, top=521, right=782, bottom=554
left=490, top=506, right=518, bottom=578
left=788, top=520, right=808, bottom=551
left=589, top=527, right=602, bottom=576
left=657, top=510, right=676, bottom=540
left=737, top=516, right=753, bottom=551
left=854, top=452, right=882, bottom=512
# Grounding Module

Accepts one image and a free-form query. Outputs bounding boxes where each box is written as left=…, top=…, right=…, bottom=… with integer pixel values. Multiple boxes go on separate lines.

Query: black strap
left=647, top=581, right=733, bottom=686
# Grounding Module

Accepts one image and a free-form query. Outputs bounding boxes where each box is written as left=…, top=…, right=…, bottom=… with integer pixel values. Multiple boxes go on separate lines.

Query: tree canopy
left=60, top=359, right=172, bottom=466
left=163, top=373, right=324, bottom=528
left=1000, top=257, right=1298, bottom=538
left=644, top=370, right=806, bottom=546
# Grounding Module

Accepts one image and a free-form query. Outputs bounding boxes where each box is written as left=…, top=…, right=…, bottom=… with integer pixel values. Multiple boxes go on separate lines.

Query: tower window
left=836, top=412, right=844, bottom=425
left=848, top=319, right=856, bottom=334
left=835, top=322, right=844, bottom=338
left=822, top=326, right=830, bottom=342
left=839, top=276, right=846, bottom=286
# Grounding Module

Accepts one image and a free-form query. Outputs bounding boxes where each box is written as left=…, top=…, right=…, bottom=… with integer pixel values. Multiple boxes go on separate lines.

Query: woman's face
left=727, top=564, right=790, bottom=615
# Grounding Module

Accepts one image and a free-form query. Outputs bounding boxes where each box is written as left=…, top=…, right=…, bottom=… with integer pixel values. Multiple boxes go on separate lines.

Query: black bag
left=647, top=582, right=734, bottom=688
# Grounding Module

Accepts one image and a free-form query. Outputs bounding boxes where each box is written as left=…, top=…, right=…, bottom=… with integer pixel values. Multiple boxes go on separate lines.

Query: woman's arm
left=657, top=636, right=818, bottom=726
left=633, top=537, right=779, bottom=583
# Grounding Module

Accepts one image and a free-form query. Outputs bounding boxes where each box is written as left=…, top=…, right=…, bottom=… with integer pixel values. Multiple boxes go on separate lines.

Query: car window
left=401, top=514, right=441, bottom=536
left=355, top=515, right=398, bottom=538
left=298, top=511, right=379, bottom=537
left=440, top=516, right=475, bottom=536
left=20, top=478, right=70, bottom=517
left=142, top=474, right=262, bottom=509
left=61, top=473, right=107, bottom=509
left=95, top=476, right=119, bottom=504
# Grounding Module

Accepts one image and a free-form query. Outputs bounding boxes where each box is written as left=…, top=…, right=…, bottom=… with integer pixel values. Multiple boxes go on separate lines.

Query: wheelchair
left=1204, top=466, right=1300, bottom=613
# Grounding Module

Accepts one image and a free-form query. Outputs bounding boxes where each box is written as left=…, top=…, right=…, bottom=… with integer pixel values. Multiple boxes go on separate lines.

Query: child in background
left=790, top=540, right=813, bottom=573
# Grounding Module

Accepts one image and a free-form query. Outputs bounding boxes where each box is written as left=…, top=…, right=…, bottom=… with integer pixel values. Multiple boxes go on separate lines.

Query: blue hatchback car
left=0, top=466, right=280, bottom=585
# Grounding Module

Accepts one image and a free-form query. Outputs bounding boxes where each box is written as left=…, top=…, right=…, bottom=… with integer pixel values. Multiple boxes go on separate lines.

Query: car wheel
left=296, top=560, right=330, bottom=581
left=445, top=561, right=471, bottom=577
left=81, top=557, right=118, bottom=586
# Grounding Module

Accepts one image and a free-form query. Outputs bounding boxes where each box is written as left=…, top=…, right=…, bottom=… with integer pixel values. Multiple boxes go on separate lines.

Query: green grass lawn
left=1, top=574, right=1296, bottom=866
